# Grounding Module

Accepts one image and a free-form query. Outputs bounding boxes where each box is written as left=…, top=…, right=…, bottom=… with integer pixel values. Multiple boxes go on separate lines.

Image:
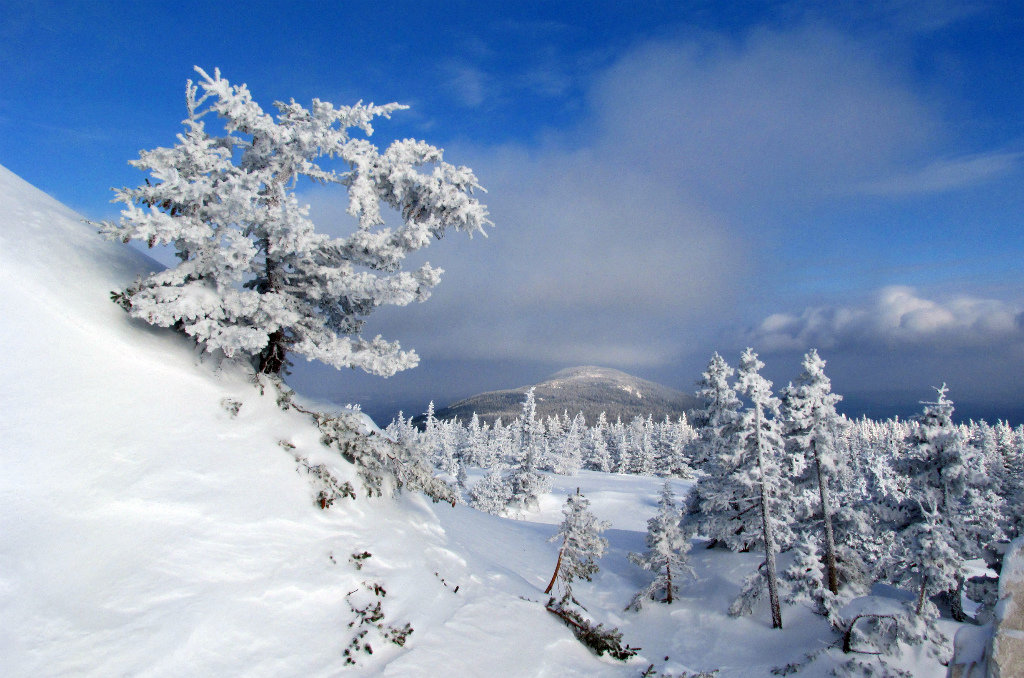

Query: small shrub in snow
left=343, top=580, right=414, bottom=665
left=294, top=456, right=356, bottom=509
left=273, top=379, right=456, bottom=505
left=348, top=551, right=372, bottom=570
left=219, top=397, right=242, bottom=417
left=317, top=410, right=456, bottom=504
left=468, top=468, right=513, bottom=515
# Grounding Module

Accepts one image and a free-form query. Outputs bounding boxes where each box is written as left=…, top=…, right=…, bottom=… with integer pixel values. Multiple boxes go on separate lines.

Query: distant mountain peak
left=423, top=365, right=697, bottom=426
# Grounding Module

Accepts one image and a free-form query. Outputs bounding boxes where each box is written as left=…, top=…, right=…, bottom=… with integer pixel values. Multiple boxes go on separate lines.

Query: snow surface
left=0, top=164, right=952, bottom=676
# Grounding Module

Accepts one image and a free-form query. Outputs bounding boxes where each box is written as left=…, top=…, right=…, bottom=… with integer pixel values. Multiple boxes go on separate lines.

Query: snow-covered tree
left=627, top=481, right=694, bottom=610
left=555, top=413, right=585, bottom=475
left=100, top=66, right=489, bottom=376
left=507, top=388, right=550, bottom=511
left=544, top=489, right=610, bottom=602
left=730, top=348, right=791, bottom=629
left=459, top=413, right=493, bottom=468
left=894, top=385, right=1004, bottom=619
left=584, top=413, right=613, bottom=473
left=781, top=349, right=845, bottom=595
left=689, top=352, right=743, bottom=470
left=683, top=353, right=748, bottom=549
left=468, top=468, right=513, bottom=516
left=783, top=537, right=830, bottom=616
left=656, top=415, right=696, bottom=478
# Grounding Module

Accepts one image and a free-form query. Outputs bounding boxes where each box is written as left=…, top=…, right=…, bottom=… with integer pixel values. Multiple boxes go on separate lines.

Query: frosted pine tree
left=683, top=353, right=746, bottom=548
left=554, top=413, right=585, bottom=475
left=459, top=413, right=493, bottom=468
left=100, top=67, right=489, bottom=376
left=783, top=537, right=830, bottom=615
left=508, top=388, right=550, bottom=511
left=627, top=481, right=694, bottom=610
left=544, top=489, right=610, bottom=603
left=895, top=385, right=1004, bottom=620
left=584, top=413, right=613, bottom=473
left=728, top=348, right=791, bottom=629
left=780, top=349, right=845, bottom=595
left=656, top=415, right=696, bottom=478
left=689, top=352, right=743, bottom=470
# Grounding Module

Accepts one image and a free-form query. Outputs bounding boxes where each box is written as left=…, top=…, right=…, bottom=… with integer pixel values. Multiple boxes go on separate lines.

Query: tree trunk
left=545, top=544, right=565, bottom=595
left=258, top=329, right=288, bottom=374
left=813, top=440, right=840, bottom=595
left=916, top=575, right=929, bottom=615
left=950, top=575, right=967, bottom=622
left=754, top=403, right=783, bottom=629
left=666, top=562, right=673, bottom=604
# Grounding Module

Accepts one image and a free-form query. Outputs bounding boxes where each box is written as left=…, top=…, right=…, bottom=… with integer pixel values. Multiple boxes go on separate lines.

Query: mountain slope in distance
left=427, top=366, right=698, bottom=425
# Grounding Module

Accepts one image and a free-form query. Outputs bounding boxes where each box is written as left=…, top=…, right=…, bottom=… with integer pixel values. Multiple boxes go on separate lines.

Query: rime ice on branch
left=100, top=66, right=490, bottom=376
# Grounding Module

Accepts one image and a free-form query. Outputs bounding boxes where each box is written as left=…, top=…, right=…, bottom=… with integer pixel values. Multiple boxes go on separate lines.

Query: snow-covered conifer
left=100, top=67, right=489, bottom=376
left=555, top=413, right=585, bottom=475
left=781, top=349, right=845, bottom=595
left=689, top=352, right=743, bottom=470
left=731, top=348, right=791, bottom=629
left=894, top=385, right=1004, bottom=620
left=627, top=481, right=694, bottom=610
left=584, top=413, right=613, bottom=473
left=683, top=353, right=746, bottom=548
left=468, top=468, right=513, bottom=516
left=544, top=489, right=610, bottom=602
left=507, top=388, right=550, bottom=511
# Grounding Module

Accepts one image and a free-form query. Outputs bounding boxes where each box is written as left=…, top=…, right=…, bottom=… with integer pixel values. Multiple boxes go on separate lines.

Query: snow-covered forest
left=386, top=352, right=1024, bottom=675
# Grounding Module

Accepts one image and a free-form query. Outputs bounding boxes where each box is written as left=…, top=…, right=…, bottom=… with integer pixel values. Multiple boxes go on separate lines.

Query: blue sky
left=3, top=1, right=1024, bottom=423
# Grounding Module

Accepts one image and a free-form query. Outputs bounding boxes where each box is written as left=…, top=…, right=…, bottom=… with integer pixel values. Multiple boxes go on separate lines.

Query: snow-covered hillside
left=0, top=165, right=953, bottom=676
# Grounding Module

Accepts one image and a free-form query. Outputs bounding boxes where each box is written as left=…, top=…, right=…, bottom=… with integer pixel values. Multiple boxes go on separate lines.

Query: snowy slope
left=0, top=165, right=952, bottom=677
left=0, top=164, right=629, bottom=677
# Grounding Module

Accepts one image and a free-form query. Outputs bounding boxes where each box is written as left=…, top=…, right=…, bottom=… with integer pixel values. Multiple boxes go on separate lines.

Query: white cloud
left=750, top=285, right=1024, bottom=352
left=305, top=25, right=1001, bottom=374
left=858, top=151, right=1022, bottom=195
left=588, top=27, right=938, bottom=206
left=443, top=63, right=487, bottom=108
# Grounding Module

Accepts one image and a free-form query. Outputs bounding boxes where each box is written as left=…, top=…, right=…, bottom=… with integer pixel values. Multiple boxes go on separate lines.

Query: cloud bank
left=750, top=286, right=1024, bottom=353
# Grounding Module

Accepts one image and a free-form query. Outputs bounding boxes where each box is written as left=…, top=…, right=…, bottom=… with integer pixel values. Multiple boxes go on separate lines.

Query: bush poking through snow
left=220, top=397, right=242, bottom=418
left=349, top=551, right=372, bottom=570
left=271, top=378, right=457, bottom=504
left=343, top=580, right=413, bottom=666
left=294, top=456, right=356, bottom=509
left=316, top=411, right=457, bottom=504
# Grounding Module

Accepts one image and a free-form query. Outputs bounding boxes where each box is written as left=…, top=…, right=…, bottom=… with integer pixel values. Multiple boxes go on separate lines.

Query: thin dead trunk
left=916, top=575, right=929, bottom=615
left=545, top=543, right=565, bottom=595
